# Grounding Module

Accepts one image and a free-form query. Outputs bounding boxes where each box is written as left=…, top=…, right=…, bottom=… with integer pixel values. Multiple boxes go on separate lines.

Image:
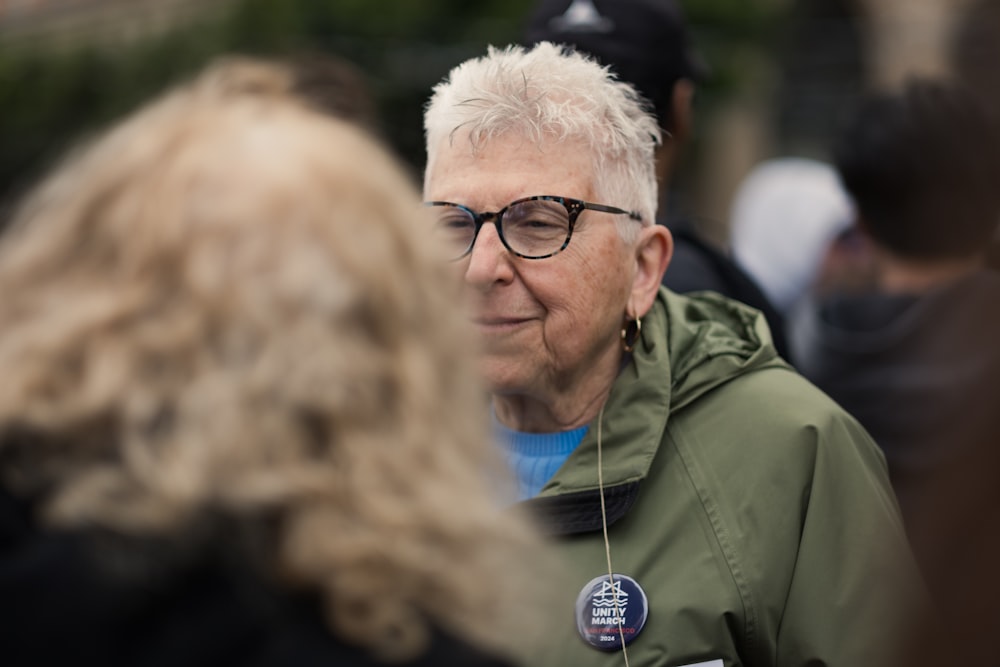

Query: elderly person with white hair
left=422, top=42, right=925, bottom=667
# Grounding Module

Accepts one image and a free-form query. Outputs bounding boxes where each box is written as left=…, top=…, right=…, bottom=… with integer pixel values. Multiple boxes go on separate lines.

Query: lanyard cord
left=597, top=402, right=630, bottom=667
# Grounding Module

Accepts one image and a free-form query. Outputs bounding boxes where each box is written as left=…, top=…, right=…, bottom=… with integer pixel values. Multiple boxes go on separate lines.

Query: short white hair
left=423, top=42, right=661, bottom=238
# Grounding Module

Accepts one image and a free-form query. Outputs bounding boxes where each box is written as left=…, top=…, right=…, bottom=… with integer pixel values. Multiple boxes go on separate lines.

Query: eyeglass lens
left=432, top=199, right=572, bottom=259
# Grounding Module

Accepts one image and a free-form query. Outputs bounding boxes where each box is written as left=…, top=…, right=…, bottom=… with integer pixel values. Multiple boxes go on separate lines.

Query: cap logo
left=549, top=0, right=614, bottom=33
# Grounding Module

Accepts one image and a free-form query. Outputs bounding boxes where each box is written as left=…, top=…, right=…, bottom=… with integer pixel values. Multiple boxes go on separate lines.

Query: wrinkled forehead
left=423, top=128, right=599, bottom=204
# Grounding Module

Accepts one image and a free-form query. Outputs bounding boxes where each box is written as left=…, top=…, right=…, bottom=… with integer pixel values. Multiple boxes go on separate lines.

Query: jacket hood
left=534, top=287, right=786, bottom=505
left=789, top=270, right=1000, bottom=481
left=793, top=271, right=1000, bottom=370
left=657, top=287, right=785, bottom=411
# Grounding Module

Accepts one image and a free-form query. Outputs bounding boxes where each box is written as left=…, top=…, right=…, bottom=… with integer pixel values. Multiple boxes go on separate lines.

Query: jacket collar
left=523, top=287, right=784, bottom=535
left=519, top=482, right=641, bottom=536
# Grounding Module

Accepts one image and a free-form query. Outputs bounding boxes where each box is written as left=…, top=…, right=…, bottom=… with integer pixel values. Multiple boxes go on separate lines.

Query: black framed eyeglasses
left=424, top=195, right=643, bottom=260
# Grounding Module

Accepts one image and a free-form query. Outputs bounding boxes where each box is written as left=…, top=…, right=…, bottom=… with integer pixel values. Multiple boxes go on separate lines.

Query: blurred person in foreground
left=523, top=0, right=790, bottom=360
left=790, top=79, right=1000, bottom=598
left=422, top=41, right=924, bottom=667
left=0, top=57, right=542, bottom=667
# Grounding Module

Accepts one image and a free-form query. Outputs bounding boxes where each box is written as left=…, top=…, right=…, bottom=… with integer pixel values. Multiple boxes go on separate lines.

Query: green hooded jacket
left=520, top=288, right=924, bottom=667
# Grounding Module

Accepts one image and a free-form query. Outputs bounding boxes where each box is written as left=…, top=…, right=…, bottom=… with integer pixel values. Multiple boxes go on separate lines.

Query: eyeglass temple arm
left=582, top=202, right=643, bottom=221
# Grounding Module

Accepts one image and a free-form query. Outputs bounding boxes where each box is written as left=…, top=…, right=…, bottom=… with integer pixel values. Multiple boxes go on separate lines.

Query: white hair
left=423, top=42, right=661, bottom=238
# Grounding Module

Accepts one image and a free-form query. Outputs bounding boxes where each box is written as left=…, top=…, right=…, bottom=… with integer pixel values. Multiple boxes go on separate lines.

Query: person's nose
left=463, top=221, right=514, bottom=289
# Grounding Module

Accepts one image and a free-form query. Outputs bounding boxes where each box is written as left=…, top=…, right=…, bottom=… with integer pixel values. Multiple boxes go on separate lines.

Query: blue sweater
left=495, top=420, right=588, bottom=501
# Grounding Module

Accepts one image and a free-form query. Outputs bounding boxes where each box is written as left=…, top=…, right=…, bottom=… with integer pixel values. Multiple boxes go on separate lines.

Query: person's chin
left=477, top=354, right=532, bottom=393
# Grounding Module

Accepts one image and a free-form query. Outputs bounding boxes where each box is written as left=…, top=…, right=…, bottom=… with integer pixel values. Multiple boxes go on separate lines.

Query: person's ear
left=629, top=224, right=673, bottom=318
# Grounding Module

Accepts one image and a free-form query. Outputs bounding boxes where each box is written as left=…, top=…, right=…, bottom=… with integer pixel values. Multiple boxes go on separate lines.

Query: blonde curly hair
left=0, top=58, right=542, bottom=661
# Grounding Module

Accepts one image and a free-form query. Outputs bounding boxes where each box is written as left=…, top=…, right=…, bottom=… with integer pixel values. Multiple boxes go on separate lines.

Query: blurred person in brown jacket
left=790, top=81, right=1000, bottom=632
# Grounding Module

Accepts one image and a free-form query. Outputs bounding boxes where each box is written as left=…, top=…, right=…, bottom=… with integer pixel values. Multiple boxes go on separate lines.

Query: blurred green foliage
left=0, top=0, right=784, bottom=219
left=0, top=0, right=536, bottom=216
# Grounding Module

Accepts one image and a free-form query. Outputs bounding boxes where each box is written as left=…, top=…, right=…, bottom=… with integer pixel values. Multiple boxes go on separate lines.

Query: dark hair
left=832, top=79, right=1000, bottom=260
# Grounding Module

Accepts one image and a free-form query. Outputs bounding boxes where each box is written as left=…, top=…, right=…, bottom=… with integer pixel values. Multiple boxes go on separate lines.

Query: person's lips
left=472, top=315, right=532, bottom=332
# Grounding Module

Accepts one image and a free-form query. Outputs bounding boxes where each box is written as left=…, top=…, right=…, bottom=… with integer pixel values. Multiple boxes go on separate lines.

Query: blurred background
left=0, top=0, right=989, bottom=243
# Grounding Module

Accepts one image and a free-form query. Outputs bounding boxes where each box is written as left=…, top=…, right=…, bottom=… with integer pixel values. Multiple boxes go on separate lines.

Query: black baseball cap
left=523, top=0, right=707, bottom=128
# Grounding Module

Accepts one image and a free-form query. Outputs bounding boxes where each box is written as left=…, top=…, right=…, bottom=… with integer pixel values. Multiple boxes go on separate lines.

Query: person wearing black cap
left=523, top=0, right=790, bottom=361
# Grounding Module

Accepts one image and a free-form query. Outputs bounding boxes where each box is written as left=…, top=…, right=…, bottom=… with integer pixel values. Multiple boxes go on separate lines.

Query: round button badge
left=575, top=573, right=649, bottom=650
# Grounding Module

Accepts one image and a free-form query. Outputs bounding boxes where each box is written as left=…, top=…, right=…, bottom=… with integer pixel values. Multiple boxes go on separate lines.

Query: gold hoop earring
left=621, top=318, right=641, bottom=353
